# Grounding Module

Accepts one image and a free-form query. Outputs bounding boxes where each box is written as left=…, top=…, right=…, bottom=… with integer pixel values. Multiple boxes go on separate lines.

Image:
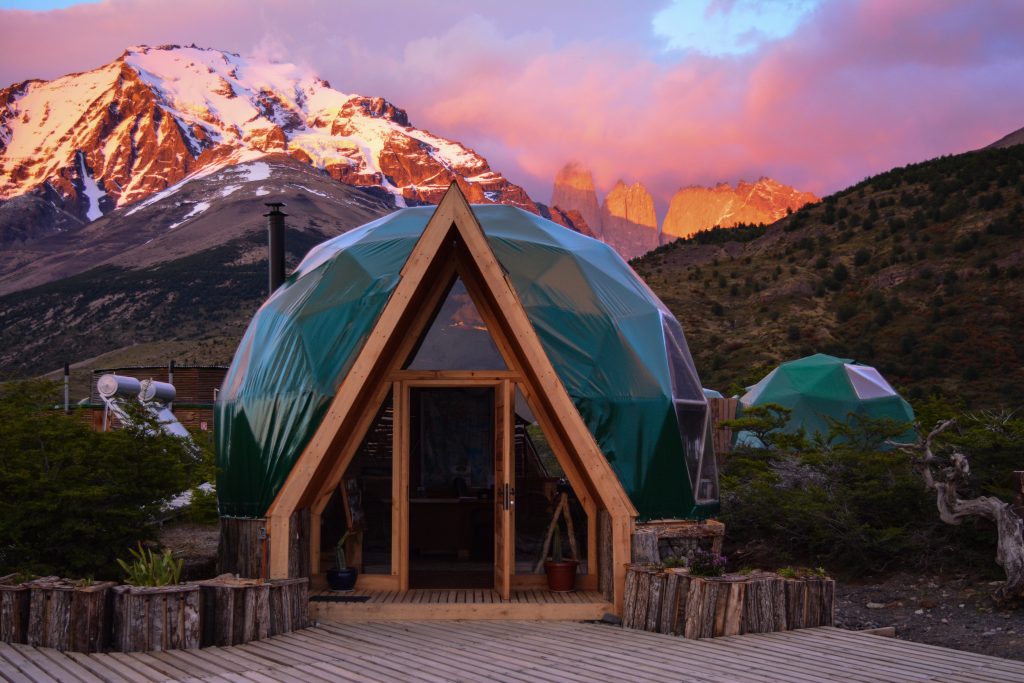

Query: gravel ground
left=158, top=524, right=1024, bottom=660
left=159, top=521, right=220, bottom=580
left=835, top=572, right=1024, bottom=660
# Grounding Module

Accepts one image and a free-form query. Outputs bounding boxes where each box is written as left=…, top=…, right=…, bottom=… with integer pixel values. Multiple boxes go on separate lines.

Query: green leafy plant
left=116, top=544, right=183, bottom=587
left=335, top=531, right=351, bottom=570
left=551, top=526, right=563, bottom=562
left=662, top=556, right=686, bottom=569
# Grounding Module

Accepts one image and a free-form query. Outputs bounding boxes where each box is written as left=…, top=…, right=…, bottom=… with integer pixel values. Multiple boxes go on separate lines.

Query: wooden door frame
left=396, top=375, right=512, bottom=593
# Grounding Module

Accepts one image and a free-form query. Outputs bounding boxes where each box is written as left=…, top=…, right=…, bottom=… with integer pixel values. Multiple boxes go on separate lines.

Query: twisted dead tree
left=897, top=419, right=1024, bottom=602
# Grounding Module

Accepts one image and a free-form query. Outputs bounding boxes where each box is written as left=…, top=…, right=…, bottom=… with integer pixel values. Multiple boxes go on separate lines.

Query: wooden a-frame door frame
left=265, top=183, right=638, bottom=614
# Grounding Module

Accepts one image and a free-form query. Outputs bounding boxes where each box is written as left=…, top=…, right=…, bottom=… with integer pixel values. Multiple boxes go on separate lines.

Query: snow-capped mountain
left=0, top=44, right=534, bottom=240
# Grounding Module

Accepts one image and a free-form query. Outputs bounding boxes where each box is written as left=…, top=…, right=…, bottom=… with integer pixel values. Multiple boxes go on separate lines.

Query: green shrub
left=0, top=380, right=201, bottom=578
left=720, top=411, right=1003, bottom=577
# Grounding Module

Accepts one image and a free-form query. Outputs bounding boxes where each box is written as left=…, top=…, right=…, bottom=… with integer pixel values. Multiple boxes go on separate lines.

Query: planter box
left=0, top=574, right=31, bottom=644
left=268, top=578, right=308, bottom=637
left=198, top=576, right=270, bottom=646
left=26, top=577, right=116, bottom=652
left=111, top=584, right=201, bottom=652
left=622, top=566, right=834, bottom=640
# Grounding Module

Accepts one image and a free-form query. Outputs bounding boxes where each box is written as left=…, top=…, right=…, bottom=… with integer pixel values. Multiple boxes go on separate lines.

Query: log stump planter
left=622, top=565, right=834, bottom=639
left=268, top=578, right=309, bottom=637
left=0, top=574, right=32, bottom=644
left=198, top=575, right=271, bottom=647
left=111, top=584, right=201, bottom=652
left=26, top=577, right=116, bottom=652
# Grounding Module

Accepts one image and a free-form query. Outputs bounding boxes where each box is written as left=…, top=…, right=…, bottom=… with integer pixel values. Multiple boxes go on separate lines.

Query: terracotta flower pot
left=544, top=560, right=579, bottom=592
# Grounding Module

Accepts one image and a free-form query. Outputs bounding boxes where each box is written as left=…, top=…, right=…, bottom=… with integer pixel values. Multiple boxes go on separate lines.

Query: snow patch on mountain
left=77, top=152, right=106, bottom=221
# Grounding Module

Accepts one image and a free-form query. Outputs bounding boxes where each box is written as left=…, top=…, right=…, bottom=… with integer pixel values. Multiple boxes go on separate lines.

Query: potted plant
left=112, top=543, right=200, bottom=651
left=543, top=526, right=578, bottom=592
left=326, top=530, right=358, bottom=591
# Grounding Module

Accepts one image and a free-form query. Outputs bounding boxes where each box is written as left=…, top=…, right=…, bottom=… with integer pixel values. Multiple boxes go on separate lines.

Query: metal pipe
left=264, top=202, right=288, bottom=294
left=63, top=362, right=70, bottom=414
left=168, top=359, right=175, bottom=411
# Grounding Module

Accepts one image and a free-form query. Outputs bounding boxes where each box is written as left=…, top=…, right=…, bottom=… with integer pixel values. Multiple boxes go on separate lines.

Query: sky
left=0, top=0, right=1022, bottom=207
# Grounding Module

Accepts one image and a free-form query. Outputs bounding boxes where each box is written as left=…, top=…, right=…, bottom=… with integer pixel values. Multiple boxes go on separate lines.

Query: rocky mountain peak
left=551, top=161, right=602, bottom=237
left=603, top=180, right=657, bottom=228
left=0, top=44, right=535, bottom=242
left=663, top=178, right=818, bottom=239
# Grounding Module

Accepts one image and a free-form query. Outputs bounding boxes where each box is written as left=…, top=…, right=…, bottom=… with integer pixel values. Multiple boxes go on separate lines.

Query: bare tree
left=897, top=419, right=1024, bottom=602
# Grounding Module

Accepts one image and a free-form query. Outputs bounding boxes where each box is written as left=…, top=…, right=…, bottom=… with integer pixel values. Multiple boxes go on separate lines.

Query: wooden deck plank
left=65, top=652, right=137, bottom=683
left=0, top=644, right=62, bottom=683
left=7, top=621, right=1024, bottom=683
left=396, top=621, right=674, bottom=683
left=29, top=647, right=105, bottom=683
left=516, top=621, right=885, bottom=683
left=326, top=621, right=563, bottom=683
left=764, top=628, right=1024, bottom=675
left=335, top=621, right=592, bottom=682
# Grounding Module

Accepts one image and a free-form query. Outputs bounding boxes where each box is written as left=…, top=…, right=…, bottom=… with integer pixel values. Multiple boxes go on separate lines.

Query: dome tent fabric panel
left=735, top=353, right=915, bottom=447
left=216, top=204, right=715, bottom=521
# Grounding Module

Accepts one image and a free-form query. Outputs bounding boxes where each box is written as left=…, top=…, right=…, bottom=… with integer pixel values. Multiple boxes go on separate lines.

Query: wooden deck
left=3, top=621, right=1024, bottom=682
left=309, top=588, right=613, bottom=622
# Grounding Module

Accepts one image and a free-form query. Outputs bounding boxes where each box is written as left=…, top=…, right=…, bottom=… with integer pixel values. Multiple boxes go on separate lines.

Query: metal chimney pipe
left=63, top=362, right=70, bottom=414
left=264, top=202, right=288, bottom=294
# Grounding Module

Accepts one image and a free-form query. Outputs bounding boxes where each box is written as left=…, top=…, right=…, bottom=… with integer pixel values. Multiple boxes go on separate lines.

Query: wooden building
left=216, top=186, right=719, bottom=617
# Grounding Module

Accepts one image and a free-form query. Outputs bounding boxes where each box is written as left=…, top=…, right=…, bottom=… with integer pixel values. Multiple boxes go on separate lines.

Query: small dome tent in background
left=735, top=353, right=915, bottom=448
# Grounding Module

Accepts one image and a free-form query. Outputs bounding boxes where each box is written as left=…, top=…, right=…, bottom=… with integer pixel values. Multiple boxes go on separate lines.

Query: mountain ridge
left=0, top=44, right=534, bottom=242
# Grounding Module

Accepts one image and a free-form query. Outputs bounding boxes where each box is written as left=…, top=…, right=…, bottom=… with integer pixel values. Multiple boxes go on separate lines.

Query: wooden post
left=268, top=578, right=309, bottom=637
left=0, top=574, right=31, bottom=644
left=217, top=517, right=267, bottom=578
left=621, top=567, right=833, bottom=639
left=631, top=528, right=660, bottom=563
left=110, top=584, right=200, bottom=652
left=198, top=577, right=271, bottom=647
left=598, top=510, right=613, bottom=600
left=26, top=578, right=115, bottom=652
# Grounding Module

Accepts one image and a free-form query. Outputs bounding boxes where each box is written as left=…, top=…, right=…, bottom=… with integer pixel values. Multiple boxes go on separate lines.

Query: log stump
left=26, top=578, right=115, bottom=652
left=0, top=574, right=31, bottom=644
left=621, top=565, right=834, bottom=640
left=199, top=576, right=270, bottom=646
left=268, top=578, right=309, bottom=637
left=111, top=584, right=201, bottom=652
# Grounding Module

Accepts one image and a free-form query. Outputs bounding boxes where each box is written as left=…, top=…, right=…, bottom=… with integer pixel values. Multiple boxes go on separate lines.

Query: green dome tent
left=735, top=353, right=915, bottom=447
left=216, top=203, right=718, bottom=521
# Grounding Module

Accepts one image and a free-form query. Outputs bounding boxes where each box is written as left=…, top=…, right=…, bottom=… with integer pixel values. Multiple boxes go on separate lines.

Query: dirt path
left=836, top=572, right=1024, bottom=660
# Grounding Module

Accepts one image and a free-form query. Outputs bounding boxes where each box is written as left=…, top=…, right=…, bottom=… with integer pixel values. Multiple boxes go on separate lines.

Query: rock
left=866, top=602, right=887, bottom=609
left=551, top=162, right=603, bottom=238
left=914, top=609, right=925, bottom=615
left=662, top=177, right=818, bottom=239
left=601, top=180, right=659, bottom=259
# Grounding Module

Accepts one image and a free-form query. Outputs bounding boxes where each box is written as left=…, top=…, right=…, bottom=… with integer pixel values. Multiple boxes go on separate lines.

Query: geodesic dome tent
left=216, top=200, right=718, bottom=523
left=735, top=353, right=915, bottom=447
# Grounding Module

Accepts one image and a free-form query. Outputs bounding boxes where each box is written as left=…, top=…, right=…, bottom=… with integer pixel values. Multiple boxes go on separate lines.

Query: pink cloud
left=1, top=0, right=1021, bottom=213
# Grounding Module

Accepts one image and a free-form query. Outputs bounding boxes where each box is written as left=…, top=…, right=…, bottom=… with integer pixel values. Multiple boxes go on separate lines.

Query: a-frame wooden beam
left=265, top=183, right=637, bottom=612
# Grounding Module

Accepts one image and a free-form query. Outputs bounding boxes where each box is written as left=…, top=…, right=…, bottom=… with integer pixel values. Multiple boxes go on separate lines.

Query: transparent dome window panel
left=845, top=364, right=897, bottom=400
left=674, top=400, right=708, bottom=495
left=405, top=276, right=507, bottom=370
left=320, top=391, right=393, bottom=575
left=695, top=413, right=719, bottom=503
left=514, top=386, right=588, bottom=575
left=661, top=313, right=704, bottom=402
